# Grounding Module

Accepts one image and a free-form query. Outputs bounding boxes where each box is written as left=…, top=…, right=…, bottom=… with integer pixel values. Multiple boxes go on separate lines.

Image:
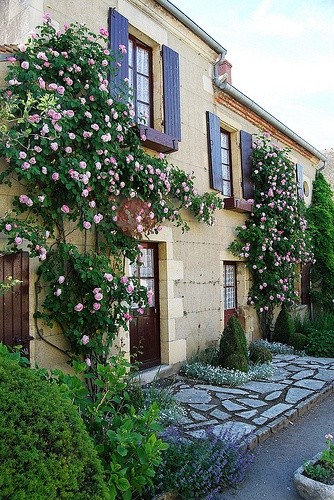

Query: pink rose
left=81, top=334, right=89, bottom=344
left=93, top=302, right=101, bottom=311
left=83, top=221, right=91, bottom=230
left=51, top=172, right=59, bottom=181
left=61, top=205, right=70, bottom=213
left=75, top=303, right=84, bottom=312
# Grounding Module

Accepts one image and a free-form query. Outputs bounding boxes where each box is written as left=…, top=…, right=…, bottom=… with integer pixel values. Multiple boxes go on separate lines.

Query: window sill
left=223, top=197, right=253, bottom=213
left=139, top=125, right=178, bottom=153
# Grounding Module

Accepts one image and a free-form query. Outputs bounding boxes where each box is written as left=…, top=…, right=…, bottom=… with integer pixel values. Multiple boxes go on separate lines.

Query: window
left=128, top=36, right=153, bottom=127
left=108, top=9, right=181, bottom=153
left=223, top=262, right=237, bottom=326
left=220, top=129, right=232, bottom=196
left=207, top=112, right=254, bottom=202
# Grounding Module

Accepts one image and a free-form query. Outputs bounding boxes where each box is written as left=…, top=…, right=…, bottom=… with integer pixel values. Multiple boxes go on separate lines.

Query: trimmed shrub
left=0, top=353, right=108, bottom=499
left=288, top=332, right=308, bottom=351
left=272, top=305, right=294, bottom=344
left=249, top=343, right=273, bottom=364
left=218, top=316, right=249, bottom=372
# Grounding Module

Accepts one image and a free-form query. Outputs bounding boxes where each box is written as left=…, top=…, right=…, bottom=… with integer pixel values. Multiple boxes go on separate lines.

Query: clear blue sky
left=172, top=0, right=334, bottom=151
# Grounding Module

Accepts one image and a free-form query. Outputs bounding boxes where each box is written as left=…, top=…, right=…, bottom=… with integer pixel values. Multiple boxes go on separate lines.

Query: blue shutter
left=108, top=9, right=129, bottom=93
left=162, top=45, right=181, bottom=141
left=206, top=111, right=223, bottom=192
left=240, top=130, right=254, bottom=199
left=296, top=164, right=304, bottom=199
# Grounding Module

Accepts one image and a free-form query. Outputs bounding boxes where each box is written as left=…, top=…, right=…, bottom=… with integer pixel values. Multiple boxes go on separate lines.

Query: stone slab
left=212, top=421, right=256, bottom=442
left=241, top=381, right=286, bottom=394
left=291, top=370, right=316, bottom=380
left=253, top=416, right=268, bottom=425
left=220, top=400, right=246, bottom=412
left=189, top=403, right=217, bottom=412
left=285, top=387, right=313, bottom=404
left=190, top=410, right=208, bottom=421
left=265, top=391, right=282, bottom=401
left=314, top=369, right=334, bottom=381
left=294, top=379, right=326, bottom=390
left=210, top=409, right=230, bottom=421
left=236, top=410, right=258, bottom=419
left=173, top=388, right=212, bottom=404
left=237, top=398, right=267, bottom=408
left=260, top=403, right=292, bottom=419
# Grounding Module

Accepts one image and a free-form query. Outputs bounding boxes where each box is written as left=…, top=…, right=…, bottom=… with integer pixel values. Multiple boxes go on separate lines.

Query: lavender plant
left=154, top=426, right=254, bottom=498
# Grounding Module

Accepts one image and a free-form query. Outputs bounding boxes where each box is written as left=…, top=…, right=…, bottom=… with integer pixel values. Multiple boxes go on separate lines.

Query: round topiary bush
left=0, top=353, right=108, bottom=499
left=272, top=305, right=294, bottom=344
left=218, top=316, right=249, bottom=372
left=249, top=343, right=273, bottom=364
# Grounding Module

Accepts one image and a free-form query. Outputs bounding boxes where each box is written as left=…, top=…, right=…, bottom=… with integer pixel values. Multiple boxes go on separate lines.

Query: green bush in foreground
left=0, top=353, right=108, bottom=499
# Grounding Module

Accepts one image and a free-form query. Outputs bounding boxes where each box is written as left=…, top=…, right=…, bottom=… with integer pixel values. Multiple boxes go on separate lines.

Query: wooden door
left=0, top=252, right=30, bottom=354
left=223, top=262, right=237, bottom=326
left=129, top=242, right=160, bottom=369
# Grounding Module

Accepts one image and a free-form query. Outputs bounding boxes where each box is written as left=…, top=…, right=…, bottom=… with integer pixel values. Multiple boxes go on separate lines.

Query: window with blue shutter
left=108, top=9, right=129, bottom=95
left=206, top=112, right=233, bottom=195
left=162, top=45, right=181, bottom=141
left=207, top=111, right=223, bottom=192
left=108, top=8, right=181, bottom=153
left=240, top=130, right=254, bottom=200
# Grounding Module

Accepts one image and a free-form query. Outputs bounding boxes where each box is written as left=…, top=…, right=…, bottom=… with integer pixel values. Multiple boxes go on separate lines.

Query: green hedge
left=0, top=354, right=108, bottom=499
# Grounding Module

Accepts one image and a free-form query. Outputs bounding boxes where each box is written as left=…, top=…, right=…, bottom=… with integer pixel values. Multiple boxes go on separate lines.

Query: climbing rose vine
left=0, top=17, right=223, bottom=365
left=230, top=133, right=312, bottom=339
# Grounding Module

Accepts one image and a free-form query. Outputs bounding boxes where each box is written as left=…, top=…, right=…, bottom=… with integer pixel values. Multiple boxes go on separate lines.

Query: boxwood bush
left=0, top=352, right=108, bottom=499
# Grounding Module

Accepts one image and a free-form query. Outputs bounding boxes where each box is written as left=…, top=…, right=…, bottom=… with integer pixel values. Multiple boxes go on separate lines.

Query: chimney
left=218, top=59, right=232, bottom=84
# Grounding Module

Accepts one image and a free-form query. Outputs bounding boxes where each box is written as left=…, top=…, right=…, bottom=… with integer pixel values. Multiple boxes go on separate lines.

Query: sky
left=172, top=0, right=334, bottom=151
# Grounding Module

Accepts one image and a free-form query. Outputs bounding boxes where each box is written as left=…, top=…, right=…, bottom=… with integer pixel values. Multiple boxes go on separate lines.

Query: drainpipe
left=213, top=63, right=327, bottom=163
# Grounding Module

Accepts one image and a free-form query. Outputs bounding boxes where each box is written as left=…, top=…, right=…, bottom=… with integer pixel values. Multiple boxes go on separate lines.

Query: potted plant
left=294, top=434, right=334, bottom=499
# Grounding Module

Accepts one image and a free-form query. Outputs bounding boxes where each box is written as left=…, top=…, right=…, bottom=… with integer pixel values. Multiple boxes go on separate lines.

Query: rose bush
left=0, top=17, right=223, bottom=367
left=230, top=133, right=312, bottom=338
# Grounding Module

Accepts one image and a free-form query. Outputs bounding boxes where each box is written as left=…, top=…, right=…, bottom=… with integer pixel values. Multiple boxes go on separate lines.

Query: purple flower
left=74, top=303, right=84, bottom=312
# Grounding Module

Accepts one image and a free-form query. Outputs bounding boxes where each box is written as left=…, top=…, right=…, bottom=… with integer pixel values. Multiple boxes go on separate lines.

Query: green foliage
left=304, top=434, right=334, bottom=485
left=292, top=312, right=334, bottom=357
left=218, top=316, right=249, bottom=372
left=0, top=349, right=108, bottom=499
left=44, top=353, right=168, bottom=499
left=305, top=330, right=334, bottom=358
left=229, top=133, right=312, bottom=338
left=288, top=332, right=307, bottom=351
left=307, top=172, right=334, bottom=313
left=0, top=17, right=222, bottom=364
left=272, top=305, right=294, bottom=344
left=0, top=275, right=22, bottom=296
left=188, top=345, right=219, bottom=366
left=249, top=342, right=273, bottom=364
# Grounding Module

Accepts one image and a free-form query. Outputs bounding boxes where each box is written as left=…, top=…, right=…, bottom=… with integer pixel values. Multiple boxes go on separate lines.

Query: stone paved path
left=171, top=355, right=334, bottom=446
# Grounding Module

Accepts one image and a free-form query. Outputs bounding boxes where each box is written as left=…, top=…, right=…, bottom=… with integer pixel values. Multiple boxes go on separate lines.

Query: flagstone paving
left=171, top=355, right=334, bottom=446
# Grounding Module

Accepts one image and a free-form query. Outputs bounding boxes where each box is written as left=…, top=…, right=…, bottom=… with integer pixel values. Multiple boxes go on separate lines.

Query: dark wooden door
left=223, top=262, right=237, bottom=326
left=129, top=242, right=160, bottom=369
left=0, top=252, right=30, bottom=354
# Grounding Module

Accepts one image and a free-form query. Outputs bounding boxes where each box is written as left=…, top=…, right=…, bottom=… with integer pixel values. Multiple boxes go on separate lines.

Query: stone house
left=0, top=0, right=326, bottom=372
